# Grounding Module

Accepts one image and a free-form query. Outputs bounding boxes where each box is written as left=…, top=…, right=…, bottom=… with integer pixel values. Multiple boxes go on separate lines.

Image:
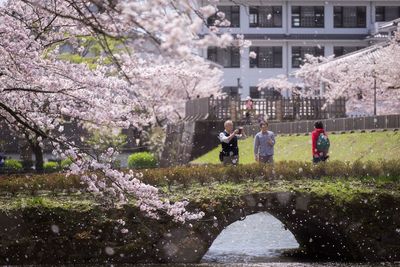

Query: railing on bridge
left=185, top=96, right=346, bottom=121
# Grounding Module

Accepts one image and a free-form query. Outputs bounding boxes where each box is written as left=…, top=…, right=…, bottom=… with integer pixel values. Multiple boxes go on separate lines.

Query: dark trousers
left=313, top=155, right=329, bottom=164
left=223, top=155, right=239, bottom=165
left=259, top=155, right=274, bottom=164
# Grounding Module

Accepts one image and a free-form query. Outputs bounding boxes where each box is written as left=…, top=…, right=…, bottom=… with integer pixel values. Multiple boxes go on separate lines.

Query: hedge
left=0, top=160, right=399, bottom=194
left=127, top=152, right=157, bottom=169
left=60, top=158, right=73, bottom=169
left=3, top=159, right=23, bottom=172
left=44, top=162, right=61, bottom=172
left=138, top=160, right=400, bottom=187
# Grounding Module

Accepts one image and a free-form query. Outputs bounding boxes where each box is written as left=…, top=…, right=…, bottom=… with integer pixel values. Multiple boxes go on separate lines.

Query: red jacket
left=311, top=128, right=326, bottom=157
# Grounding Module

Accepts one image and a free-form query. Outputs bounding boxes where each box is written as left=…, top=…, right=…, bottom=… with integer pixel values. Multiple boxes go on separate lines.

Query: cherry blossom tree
left=257, top=75, right=299, bottom=97
left=0, top=0, right=232, bottom=221
left=295, top=32, right=400, bottom=115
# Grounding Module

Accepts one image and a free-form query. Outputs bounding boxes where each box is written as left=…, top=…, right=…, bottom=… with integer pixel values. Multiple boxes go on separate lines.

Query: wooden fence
left=185, top=96, right=346, bottom=121
left=243, top=114, right=400, bottom=135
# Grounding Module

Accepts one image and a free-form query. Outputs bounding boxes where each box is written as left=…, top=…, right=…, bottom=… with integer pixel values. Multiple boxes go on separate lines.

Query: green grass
left=191, top=131, right=400, bottom=165
left=165, top=178, right=390, bottom=205
left=1, top=176, right=399, bottom=211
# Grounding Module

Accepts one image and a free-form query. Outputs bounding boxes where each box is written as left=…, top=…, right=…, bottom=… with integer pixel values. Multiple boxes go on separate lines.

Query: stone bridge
left=0, top=190, right=399, bottom=264
left=158, top=191, right=400, bottom=263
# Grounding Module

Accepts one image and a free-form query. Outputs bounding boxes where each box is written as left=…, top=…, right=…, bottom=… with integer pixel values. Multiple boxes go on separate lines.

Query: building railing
left=185, top=96, right=346, bottom=122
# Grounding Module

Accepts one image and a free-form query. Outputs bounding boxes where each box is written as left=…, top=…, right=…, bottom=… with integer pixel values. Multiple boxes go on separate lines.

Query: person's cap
left=246, top=96, right=252, bottom=100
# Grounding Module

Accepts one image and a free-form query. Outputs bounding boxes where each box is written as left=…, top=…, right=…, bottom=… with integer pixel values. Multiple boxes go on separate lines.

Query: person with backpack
left=218, top=120, right=246, bottom=165
left=311, top=121, right=330, bottom=164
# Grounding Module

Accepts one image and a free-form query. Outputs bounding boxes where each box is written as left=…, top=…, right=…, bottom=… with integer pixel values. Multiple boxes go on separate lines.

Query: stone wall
left=1, top=191, right=399, bottom=264
left=160, top=120, right=224, bottom=167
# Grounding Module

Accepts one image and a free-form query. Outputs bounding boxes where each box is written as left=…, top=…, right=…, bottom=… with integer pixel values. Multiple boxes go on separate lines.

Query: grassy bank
left=0, top=160, right=399, bottom=197
left=2, top=176, right=399, bottom=210
left=191, top=131, right=400, bottom=164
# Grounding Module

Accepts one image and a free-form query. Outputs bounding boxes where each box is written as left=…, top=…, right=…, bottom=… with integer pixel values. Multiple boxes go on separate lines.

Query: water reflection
left=202, top=212, right=299, bottom=263
left=135, top=264, right=399, bottom=267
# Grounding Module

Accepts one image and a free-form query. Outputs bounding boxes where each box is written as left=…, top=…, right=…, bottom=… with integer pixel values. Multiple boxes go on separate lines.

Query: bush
left=273, top=161, right=304, bottom=180
left=4, top=159, right=23, bottom=172
left=44, top=162, right=61, bottom=172
left=127, top=152, right=157, bottom=169
left=0, top=173, right=84, bottom=194
left=60, top=158, right=73, bottom=169
left=142, top=160, right=400, bottom=185
left=380, top=160, right=400, bottom=181
left=0, top=160, right=399, bottom=194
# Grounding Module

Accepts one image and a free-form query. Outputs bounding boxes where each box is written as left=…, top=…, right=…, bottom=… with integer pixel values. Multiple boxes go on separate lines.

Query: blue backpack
left=316, top=133, right=330, bottom=153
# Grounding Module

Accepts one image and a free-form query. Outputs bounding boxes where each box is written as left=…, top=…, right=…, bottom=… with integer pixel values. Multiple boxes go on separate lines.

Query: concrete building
left=198, top=0, right=400, bottom=98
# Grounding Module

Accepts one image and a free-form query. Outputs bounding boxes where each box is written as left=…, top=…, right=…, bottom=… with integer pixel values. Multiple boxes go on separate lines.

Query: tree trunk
left=31, top=142, right=44, bottom=173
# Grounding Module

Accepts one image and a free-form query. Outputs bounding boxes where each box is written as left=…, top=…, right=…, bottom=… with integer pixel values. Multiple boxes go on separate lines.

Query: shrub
left=273, top=161, right=304, bottom=180
left=351, top=160, right=383, bottom=178
left=1, top=160, right=399, bottom=195
left=127, top=152, right=157, bottom=169
left=60, top=158, right=73, bottom=169
left=44, top=162, right=61, bottom=172
left=323, top=160, right=351, bottom=178
left=4, top=159, right=23, bottom=172
left=380, top=160, right=400, bottom=181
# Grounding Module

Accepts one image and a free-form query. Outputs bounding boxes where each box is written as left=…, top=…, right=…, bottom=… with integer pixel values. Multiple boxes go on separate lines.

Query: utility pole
left=374, top=77, right=377, bottom=116
left=372, top=58, right=377, bottom=116
left=237, top=77, right=242, bottom=97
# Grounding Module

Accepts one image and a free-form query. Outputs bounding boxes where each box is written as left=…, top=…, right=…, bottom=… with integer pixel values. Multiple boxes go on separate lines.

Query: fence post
left=276, top=97, right=283, bottom=121
left=229, top=97, right=238, bottom=121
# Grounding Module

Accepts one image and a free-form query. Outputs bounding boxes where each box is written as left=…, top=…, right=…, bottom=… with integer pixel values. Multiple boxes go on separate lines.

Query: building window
left=249, top=87, right=261, bottom=98
left=249, top=47, right=283, bottom=68
left=292, top=46, right=324, bottom=68
left=334, top=46, right=365, bottom=57
left=376, top=6, right=400, bottom=22
left=207, top=47, right=240, bottom=68
left=208, top=6, right=240, bottom=27
left=249, top=6, right=282, bottom=27
left=223, top=86, right=239, bottom=97
left=250, top=87, right=281, bottom=98
left=334, top=6, right=366, bottom=28
left=292, top=6, right=324, bottom=28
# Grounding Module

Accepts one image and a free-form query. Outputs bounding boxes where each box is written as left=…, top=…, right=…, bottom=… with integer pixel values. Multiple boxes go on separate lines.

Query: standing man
left=254, top=121, right=275, bottom=164
left=219, top=120, right=246, bottom=165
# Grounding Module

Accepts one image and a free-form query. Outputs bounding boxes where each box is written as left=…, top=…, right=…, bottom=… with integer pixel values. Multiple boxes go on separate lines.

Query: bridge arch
left=202, top=211, right=299, bottom=262
left=155, top=191, right=400, bottom=263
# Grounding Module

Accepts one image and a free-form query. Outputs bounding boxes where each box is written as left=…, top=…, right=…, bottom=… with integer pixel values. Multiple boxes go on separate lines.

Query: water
left=136, top=264, right=399, bottom=267
left=184, top=212, right=399, bottom=267
left=68, top=212, right=400, bottom=266
left=202, top=212, right=299, bottom=263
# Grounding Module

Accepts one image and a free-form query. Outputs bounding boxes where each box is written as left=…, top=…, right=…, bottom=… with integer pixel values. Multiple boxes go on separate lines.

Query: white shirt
left=219, top=131, right=245, bottom=143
